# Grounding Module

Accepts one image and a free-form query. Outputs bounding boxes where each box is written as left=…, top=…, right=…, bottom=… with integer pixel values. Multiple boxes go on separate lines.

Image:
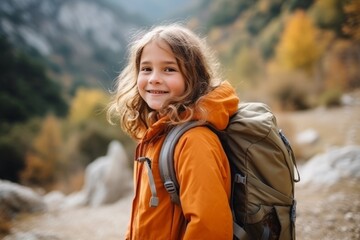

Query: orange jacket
left=126, top=81, right=239, bottom=240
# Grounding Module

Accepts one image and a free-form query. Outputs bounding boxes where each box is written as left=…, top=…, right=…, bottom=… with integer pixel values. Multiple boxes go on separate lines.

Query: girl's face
left=137, top=39, right=186, bottom=111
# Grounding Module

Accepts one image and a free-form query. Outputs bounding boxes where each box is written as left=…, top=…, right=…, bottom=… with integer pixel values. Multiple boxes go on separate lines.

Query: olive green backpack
left=159, top=102, right=300, bottom=240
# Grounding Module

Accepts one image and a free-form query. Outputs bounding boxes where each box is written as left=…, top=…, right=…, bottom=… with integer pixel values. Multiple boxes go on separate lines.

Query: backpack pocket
left=273, top=205, right=295, bottom=240
left=243, top=204, right=280, bottom=240
left=243, top=204, right=294, bottom=240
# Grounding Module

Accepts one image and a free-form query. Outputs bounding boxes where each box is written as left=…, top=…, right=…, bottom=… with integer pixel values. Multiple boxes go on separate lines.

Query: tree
left=310, top=0, right=346, bottom=35
left=276, top=10, right=321, bottom=73
left=68, top=88, right=109, bottom=125
left=232, top=46, right=263, bottom=85
left=0, top=37, right=68, bottom=124
left=20, top=115, right=63, bottom=188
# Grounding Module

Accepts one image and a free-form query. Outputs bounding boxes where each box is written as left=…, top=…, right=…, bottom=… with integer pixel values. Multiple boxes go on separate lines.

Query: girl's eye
left=164, top=67, right=176, bottom=72
left=141, top=67, right=152, bottom=72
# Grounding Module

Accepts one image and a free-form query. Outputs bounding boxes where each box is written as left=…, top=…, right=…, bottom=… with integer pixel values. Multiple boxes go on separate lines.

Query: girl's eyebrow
left=140, top=60, right=177, bottom=65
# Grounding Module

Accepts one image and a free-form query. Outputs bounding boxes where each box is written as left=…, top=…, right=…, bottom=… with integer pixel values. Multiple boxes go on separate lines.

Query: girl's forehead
left=141, top=39, right=174, bottom=57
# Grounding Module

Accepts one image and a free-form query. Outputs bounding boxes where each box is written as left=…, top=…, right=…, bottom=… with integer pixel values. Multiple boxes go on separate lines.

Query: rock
left=61, top=190, right=88, bottom=209
left=0, top=180, right=46, bottom=219
left=3, top=231, right=61, bottom=240
left=298, top=145, right=360, bottom=186
left=43, top=191, right=66, bottom=212
left=296, top=128, right=319, bottom=145
left=341, top=94, right=354, bottom=106
left=63, top=140, right=132, bottom=208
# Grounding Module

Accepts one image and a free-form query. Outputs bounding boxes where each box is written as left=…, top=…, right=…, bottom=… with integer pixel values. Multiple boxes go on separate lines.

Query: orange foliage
left=20, top=152, right=54, bottom=186
left=276, top=10, right=321, bottom=73
left=33, top=115, right=62, bottom=163
left=20, top=114, right=63, bottom=188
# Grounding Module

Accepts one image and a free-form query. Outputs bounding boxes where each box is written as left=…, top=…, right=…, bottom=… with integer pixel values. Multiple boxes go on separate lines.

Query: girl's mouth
left=147, top=90, right=169, bottom=94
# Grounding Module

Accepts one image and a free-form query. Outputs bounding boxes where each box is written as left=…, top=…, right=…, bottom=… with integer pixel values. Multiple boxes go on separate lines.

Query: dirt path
left=296, top=179, right=360, bottom=240
left=5, top=194, right=132, bottom=240
left=5, top=178, right=360, bottom=240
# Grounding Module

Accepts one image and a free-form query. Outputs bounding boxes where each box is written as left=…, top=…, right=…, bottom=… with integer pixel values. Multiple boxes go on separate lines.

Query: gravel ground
left=4, top=194, right=132, bottom=240
left=4, top=178, right=360, bottom=240
left=296, top=178, right=360, bottom=240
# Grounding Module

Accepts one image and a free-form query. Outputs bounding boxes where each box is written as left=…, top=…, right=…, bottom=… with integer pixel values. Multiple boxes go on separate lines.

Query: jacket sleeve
left=174, top=126, right=233, bottom=240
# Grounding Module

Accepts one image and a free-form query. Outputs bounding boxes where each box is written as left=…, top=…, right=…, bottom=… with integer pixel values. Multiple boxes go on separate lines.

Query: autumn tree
left=276, top=10, right=321, bottom=73
left=20, top=115, right=63, bottom=188
left=68, top=88, right=109, bottom=125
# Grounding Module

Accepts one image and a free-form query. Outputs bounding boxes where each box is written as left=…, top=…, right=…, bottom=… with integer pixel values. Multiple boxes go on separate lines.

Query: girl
left=108, top=24, right=239, bottom=240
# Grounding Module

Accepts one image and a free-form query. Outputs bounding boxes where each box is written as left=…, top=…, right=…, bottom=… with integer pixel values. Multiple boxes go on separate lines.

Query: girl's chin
left=147, top=103, right=163, bottom=111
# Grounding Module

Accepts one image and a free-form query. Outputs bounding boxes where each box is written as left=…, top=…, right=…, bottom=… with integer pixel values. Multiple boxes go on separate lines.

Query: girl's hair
left=107, top=23, right=223, bottom=140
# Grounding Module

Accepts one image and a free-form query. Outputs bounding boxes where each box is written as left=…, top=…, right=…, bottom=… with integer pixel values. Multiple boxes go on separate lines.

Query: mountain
left=1, top=0, right=355, bottom=101
left=0, top=0, right=146, bottom=93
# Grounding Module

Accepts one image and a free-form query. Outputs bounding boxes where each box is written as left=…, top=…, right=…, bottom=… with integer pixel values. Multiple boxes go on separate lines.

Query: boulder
left=0, top=180, right=46, bottom=219
left=62, top=140, right=132, bottom=208
left=296, top=128, right=319, bottom=145
left=299, top=145, right=360, bottom=186
left=43, top=190, right=66, bottom=212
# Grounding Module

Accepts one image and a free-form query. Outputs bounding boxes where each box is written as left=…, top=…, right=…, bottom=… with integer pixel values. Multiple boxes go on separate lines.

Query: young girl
left=108, top=23, right=239, bottom=240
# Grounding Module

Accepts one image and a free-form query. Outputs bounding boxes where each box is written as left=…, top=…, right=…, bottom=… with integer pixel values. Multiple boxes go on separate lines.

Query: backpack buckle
left=234, top=173, right=246, bottom=184
left=164, top=180, right=181, bottom=205
left=164, top=180, right=177, bottom=194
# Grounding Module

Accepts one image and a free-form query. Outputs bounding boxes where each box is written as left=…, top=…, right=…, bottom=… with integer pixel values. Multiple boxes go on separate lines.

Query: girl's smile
left=146, top=90, right=169, bottom=94
left=137, top=39, right=185, bottom=110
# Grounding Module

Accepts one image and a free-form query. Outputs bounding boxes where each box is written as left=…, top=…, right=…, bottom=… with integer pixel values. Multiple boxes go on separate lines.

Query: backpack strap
left=159, top=121, right=250, bottom=239
left=233, top=222, right=247, bottom=239
left=159, top=121, right=202, bottom=205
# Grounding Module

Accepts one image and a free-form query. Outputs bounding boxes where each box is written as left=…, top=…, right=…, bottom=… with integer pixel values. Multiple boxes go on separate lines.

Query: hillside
left=0, top=0, right=145, bottom=92
left=1, top=0, right=358, bottom=104
left=189, top=0, right=359, bottom=109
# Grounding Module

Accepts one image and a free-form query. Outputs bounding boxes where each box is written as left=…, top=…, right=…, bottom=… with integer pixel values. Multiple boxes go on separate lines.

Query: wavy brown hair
left=107, top=23, right=223, bottom=140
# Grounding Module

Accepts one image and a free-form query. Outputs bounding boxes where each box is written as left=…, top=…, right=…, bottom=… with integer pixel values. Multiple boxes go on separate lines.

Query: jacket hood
left=142, top=81, right=239, bottom=142
left=194, top=81, right=239, bottom=130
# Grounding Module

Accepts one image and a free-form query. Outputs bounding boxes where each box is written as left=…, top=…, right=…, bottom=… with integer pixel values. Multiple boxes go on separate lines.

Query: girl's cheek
left=136, top=76, right=143, bottom=87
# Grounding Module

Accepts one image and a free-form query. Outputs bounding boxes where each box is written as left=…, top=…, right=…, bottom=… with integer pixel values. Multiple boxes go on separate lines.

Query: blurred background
left=0, top=0, right=359, bottom=238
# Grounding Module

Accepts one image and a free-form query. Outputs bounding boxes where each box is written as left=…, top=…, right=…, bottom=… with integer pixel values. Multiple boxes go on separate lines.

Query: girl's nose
left=149, top=71, right=161, bottom=84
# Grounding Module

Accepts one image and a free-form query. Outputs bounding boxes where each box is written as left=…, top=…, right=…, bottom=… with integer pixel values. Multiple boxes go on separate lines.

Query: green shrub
left=320, top=89, right=342, bottom=107
left=274, top=82, right=311, bottom=111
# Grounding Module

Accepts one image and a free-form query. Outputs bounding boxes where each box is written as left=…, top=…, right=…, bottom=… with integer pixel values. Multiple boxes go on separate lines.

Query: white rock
left=63, top=140, right=132, bottom=209
left=296, top=128, right=319, bottom=145
left=0, top=180, right=46, bottom=217
left=298, top=145, right=360, bottom=186
left=43, top=190, right=66, bottom=211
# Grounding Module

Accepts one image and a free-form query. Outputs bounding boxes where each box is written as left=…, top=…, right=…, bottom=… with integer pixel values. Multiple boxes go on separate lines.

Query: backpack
left=159, top=102, right=300, bottom=240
